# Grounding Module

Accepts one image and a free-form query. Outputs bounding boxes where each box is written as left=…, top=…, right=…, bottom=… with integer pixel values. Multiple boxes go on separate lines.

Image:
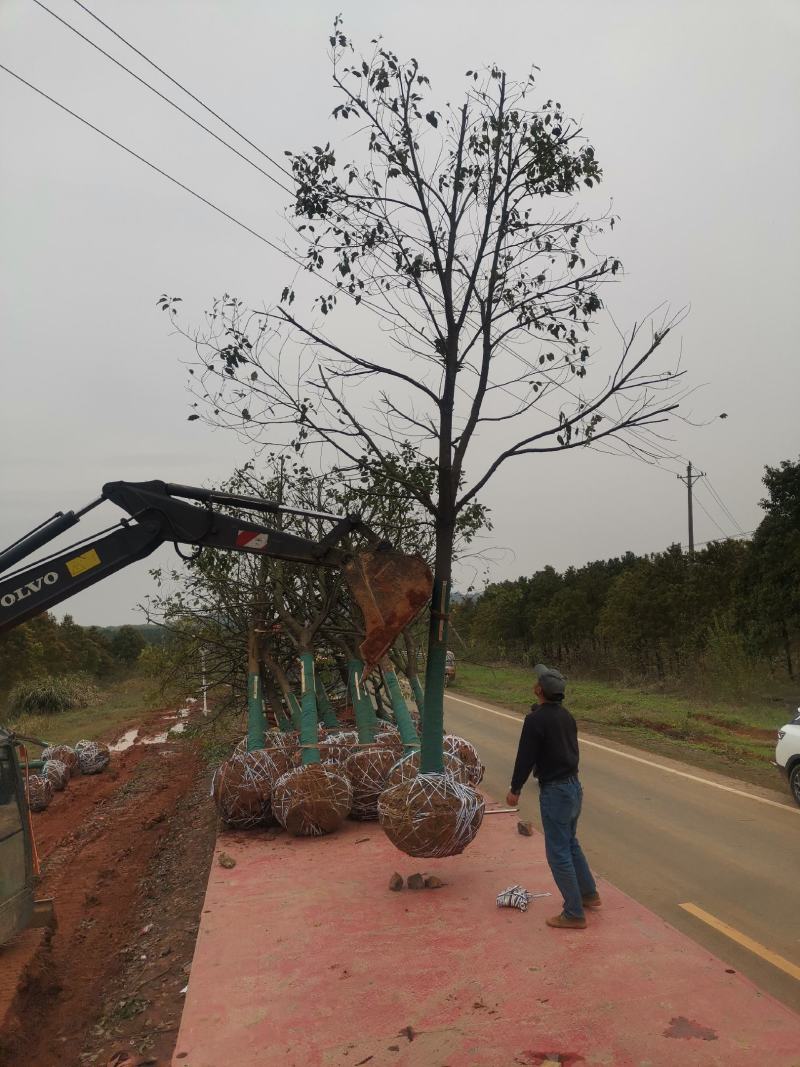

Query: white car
left=775, top=708, right=800, bottom=807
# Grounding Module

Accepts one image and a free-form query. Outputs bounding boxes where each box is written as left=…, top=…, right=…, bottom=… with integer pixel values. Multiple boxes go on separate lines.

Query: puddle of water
left=110, top=729, right=139, bottom=753
left=110, top=707, right=189, bottom=751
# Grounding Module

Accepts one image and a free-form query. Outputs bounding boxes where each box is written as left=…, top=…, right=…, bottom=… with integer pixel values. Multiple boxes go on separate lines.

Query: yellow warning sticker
left=65, top=548, right=101, bottom=578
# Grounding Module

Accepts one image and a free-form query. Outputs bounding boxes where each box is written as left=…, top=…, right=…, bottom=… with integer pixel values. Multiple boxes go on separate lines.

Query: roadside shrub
left=8, top=674, right=100, bottom=715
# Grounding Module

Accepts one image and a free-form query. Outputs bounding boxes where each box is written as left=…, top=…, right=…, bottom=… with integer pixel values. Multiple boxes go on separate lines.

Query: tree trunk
left=420, top=521, right=454, bottom=774
left=246, top=625, right=266, bottom=751
left=380, top=657, right=420, bottom=753
left=262, top=668, right=292, bottom=732
left=315, top=675, right=341, bottom=728
left=348, top=659, right=377, bottom=744
left=298, top=652, right=320, bottom=765
left=263, top=653, right=302, bottom=730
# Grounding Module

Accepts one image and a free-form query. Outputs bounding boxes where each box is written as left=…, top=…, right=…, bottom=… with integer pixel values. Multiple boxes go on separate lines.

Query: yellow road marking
left=444, top=693, right=799, bottom=816
left=679, top=902, right=800, bottom=981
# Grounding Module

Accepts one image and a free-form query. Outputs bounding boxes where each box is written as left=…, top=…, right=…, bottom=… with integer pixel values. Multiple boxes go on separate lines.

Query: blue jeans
left=539, top=777, right=596, bottom=919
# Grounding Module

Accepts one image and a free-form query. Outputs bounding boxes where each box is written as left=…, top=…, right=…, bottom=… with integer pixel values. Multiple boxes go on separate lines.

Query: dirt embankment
left=0, top=709, right=216, bottom=1067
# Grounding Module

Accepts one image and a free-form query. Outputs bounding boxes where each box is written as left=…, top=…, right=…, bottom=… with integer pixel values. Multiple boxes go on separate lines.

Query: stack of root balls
left=29, top=739, right=112, bottom=814
left=212, top=747, right=295, bottom=829
left=215, top=723, right=486, bottom=856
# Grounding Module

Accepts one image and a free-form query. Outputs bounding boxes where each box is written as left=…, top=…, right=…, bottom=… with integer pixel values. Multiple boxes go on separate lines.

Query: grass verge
left=2, top=674, right=165, bottom=748
left=450, top=662, right=793, bottom=792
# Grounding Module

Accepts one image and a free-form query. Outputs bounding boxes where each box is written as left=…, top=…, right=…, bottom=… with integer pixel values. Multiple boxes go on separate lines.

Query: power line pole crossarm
left=677, top=462, right=705, bottom=556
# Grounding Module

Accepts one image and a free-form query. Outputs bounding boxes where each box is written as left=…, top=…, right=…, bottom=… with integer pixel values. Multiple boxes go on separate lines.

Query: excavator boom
left=0, top=479, right=432, bottom=667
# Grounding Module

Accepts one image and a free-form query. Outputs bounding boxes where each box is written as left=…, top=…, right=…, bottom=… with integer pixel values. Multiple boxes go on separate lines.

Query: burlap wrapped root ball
left=41, top=744, right=79, bottom=776
left=212, top=748, right=293, bottom=829
left=272, top=763, right=352, bottom=837
left=317, top=730, right=358, bottom=770
left=234, top=730, right=299, bottom=758
left=74, top=739, right=111, bottom=775
left=443, top=734, right=485, bottom=787
left=373, top=725, right=404, bottom=759
left=387, top=749, right=470, bottom=787
left=378, top=772, right=485, bottom=858
left=343, top=745, right=398, bottom=820
left=27, top=774, right=54, bottom=812
left=42, top=758, right=69, bottom=791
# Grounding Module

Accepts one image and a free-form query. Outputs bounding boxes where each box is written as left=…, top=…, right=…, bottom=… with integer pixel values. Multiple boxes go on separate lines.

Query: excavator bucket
left=342, top=545, right=433, bottom=668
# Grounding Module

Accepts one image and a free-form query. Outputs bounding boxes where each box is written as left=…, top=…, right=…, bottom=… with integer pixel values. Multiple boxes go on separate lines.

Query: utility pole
left=677, top=462, right=705, bottom=556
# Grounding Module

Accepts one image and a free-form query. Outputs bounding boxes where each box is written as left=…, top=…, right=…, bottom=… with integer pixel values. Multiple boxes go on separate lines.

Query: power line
left=704, top=476, right=745, bottom=534
left=68, top=0, right=295, bottom=184
left=693, top=492, right=732, bottom=541
left=0, top=62, right=301, bottom=262
left=31, top=0, right=293, bottom=195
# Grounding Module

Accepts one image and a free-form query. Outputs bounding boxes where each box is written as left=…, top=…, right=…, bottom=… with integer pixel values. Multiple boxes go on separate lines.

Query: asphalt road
left=444, top=690, right=800, bottom=1012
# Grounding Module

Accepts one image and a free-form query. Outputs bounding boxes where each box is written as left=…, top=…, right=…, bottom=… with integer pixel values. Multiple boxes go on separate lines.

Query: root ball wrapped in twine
left=27, top=774, right=54, bottom=812
left=443, top=734, right=485, bottom=787
left=343, top=746, right=398, bottom=820
left=42, top=758, right=69, bottom=791
left=74, top=740, right=111, bottom=775
left=378, top=772, right=485, bottom=859
left=41, top=744, right=79, bottom=775
left=212, top=748, right=293, bottom=829
left=386, top=749, right=470, bottom=787
left=272, top=763, right=352, bottom=837
left=233, top=730, right=299, bottom=758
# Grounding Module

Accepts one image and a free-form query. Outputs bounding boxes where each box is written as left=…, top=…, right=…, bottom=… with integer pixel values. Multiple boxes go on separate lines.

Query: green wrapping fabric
left=286, top=690, right=303, bottom=731
left=410, top=674, right=425, bottom=719
left=348, top=659, right=377, bottom=744
left=299, top=653, right=320, bottom=765
left=382, top=666, right=419, bottom=754
left=315, top=675, right=341, bottom=728
left=246, top=670, right=266, bottom=752
left=420, top=577, right=449, bottom=773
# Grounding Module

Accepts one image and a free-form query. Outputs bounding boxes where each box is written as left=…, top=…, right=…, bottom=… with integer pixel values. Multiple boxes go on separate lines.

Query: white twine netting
left=27, top=774, right=54, bottom=812
left=272, top=763, right=352, bottom=837
left=496, top=886, right=551, bottom=911
left=74, top=739, right=111, bottom=775
left=442, top=734, right=485, bottom=787
left=378, top=771, right=485, bottom=859
left=211, top=748, right=290, bottom=828
left=386, top=750, right=469, bottom=787
left=234, top=730, right=299, bottom=757
left=42, top=758, right=69, bottom=791
left=344, top=746, right=398, bottom=820
left=41, top=744, right=79, bottom=775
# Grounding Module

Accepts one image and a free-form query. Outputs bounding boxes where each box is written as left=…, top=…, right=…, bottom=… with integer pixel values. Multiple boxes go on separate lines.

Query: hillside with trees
left=452, top=457, right=800, bottom=697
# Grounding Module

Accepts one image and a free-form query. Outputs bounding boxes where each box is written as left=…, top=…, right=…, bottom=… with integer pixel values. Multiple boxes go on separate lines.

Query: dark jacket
left=510, top=701, right=579, bottom=793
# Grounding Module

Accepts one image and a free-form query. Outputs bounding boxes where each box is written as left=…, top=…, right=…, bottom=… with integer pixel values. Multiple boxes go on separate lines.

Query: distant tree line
left=451, top=458, right=800, bottom=693
left=0, top=615, right=160, bottom=693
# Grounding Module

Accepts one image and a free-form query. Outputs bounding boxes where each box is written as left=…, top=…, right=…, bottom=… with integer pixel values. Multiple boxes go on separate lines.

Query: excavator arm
left=0, top=480, right=432, bottom=666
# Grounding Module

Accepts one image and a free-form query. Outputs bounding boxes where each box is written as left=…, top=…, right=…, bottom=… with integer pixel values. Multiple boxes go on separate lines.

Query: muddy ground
left=0, top=709, right=217, bottom=1067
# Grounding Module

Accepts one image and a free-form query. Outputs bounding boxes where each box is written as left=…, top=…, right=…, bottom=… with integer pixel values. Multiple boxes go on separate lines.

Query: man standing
left=506, top=663, right=600, bottom=929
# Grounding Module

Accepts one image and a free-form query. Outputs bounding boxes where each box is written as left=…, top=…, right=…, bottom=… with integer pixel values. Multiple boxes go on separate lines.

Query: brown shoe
left=582, top=893, right=602, bottom=909
left=546, top=913, right=587, bottom=930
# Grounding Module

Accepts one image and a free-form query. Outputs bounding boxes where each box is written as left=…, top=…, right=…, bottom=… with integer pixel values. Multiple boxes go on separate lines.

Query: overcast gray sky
left=2, top=0, right=799, bottom=625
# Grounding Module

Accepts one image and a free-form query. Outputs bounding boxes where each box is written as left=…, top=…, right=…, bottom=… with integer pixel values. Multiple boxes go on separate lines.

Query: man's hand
left=506, top=790, right=520, bottom=808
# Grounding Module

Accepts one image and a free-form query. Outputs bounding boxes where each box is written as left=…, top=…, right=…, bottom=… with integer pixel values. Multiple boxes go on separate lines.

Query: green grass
left=450, top=662, right=792, bottom=791
left=1, top=674, right=162, bottom=748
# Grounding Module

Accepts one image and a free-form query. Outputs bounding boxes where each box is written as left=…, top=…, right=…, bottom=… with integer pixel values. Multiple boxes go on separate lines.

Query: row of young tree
left=451, top=457, right=800, bottom=692
left=0, top=615, right=154, bottom=692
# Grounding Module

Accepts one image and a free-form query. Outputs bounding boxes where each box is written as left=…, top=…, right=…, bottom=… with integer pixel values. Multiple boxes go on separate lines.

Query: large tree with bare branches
left=162, top=19, right=685, bottom=773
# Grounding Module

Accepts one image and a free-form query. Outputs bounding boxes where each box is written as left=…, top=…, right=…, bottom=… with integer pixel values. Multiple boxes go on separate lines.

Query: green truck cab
left=0, top=728, right=35, bottom=945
